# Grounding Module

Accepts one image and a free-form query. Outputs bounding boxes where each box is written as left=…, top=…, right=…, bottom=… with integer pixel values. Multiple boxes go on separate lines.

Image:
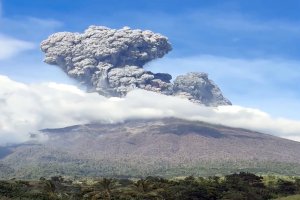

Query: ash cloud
left=41, top=26, right=231, bottom=106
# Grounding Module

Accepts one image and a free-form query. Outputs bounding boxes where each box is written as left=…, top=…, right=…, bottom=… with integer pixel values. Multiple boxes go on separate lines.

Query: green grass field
left=275, top=194, right=300, bottom=200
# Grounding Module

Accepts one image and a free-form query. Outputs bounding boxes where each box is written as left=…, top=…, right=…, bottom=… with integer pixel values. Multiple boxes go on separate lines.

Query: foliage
left=275, top=194, right=300, bottom=200
left=0, top=172, right=300, bottom=199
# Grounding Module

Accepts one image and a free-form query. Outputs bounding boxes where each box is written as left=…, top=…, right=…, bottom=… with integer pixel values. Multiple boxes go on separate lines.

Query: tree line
left=0, top=172, right=300, bottom=199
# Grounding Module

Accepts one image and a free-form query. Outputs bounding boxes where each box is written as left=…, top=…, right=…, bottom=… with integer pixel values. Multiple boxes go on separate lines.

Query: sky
left=0, top=0, right=300, bottom=143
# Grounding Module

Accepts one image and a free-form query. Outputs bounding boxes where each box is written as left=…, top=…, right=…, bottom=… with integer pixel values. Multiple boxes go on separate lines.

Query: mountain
left=1, top=118, right=300, bottom=179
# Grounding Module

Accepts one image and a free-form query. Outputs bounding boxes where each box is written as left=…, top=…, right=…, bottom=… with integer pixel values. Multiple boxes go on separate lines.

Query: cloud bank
left=0, top=75, right=299, bottom=145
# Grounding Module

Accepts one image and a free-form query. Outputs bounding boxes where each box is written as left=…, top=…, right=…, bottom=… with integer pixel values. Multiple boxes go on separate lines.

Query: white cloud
left=25, top=17, right=63, bottom=29
left=0, top=75, right=300, bottom=145
left=284, top=136, right=300, bottom=142
left=0, top=17, right=62, bottom=35
left=148, top=55, right=300, bottom=120
left=0, top=34, right=34, bottom=60
left=0, top=0, right=61, bottom=58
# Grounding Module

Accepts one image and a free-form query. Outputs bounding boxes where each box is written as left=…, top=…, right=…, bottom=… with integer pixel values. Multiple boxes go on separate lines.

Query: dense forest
left=0, top=172, right=300, bottom=200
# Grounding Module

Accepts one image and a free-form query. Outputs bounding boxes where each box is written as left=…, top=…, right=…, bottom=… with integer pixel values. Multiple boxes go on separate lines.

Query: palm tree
left=41, top=179, right=57, bottom=199
left=93, top=178, right=116, bottom=200
left=131, top=179, right=163, bottom=199
left=133, top=179, right=152, bottom=194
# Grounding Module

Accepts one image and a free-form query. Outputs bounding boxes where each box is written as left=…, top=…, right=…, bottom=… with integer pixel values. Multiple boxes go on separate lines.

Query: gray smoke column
left=41, top=26, right=231, bottom=106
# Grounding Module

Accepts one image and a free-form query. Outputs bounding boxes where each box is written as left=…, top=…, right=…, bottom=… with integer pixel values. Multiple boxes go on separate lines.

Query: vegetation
left=0, top=172, right=300, bottom=199
left=275, top=195, right=300, bottom=200
left=3, top=159, right=300, bottom=180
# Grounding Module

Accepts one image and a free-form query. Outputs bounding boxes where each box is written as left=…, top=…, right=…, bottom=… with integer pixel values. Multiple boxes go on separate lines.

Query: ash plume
left=41, top=26, right=231, bottom=106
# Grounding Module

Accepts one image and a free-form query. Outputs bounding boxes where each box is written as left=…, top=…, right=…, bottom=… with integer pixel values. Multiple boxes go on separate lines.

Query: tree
left=93, top=178, right=116, bottom=200
left=276, top=179, right=297, bottom=195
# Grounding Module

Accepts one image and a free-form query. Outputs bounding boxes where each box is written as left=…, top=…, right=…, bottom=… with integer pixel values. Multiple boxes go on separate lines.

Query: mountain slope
left=1, top=118, right=300, bottom=178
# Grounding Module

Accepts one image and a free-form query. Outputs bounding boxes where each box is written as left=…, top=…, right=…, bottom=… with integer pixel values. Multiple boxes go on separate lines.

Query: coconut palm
left=130, top=179, right=164, bottom=199
left=93, top=178, right=116, bottom=200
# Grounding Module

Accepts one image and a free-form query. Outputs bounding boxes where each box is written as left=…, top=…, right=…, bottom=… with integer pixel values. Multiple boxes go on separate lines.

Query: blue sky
left=0, top=0, right=300, bottom=120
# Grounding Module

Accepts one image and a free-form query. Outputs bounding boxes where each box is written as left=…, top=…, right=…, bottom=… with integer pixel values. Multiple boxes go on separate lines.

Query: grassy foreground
left=275, top=194, right=300, bottom=200
left=0, top=172, right=300, bottom=200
